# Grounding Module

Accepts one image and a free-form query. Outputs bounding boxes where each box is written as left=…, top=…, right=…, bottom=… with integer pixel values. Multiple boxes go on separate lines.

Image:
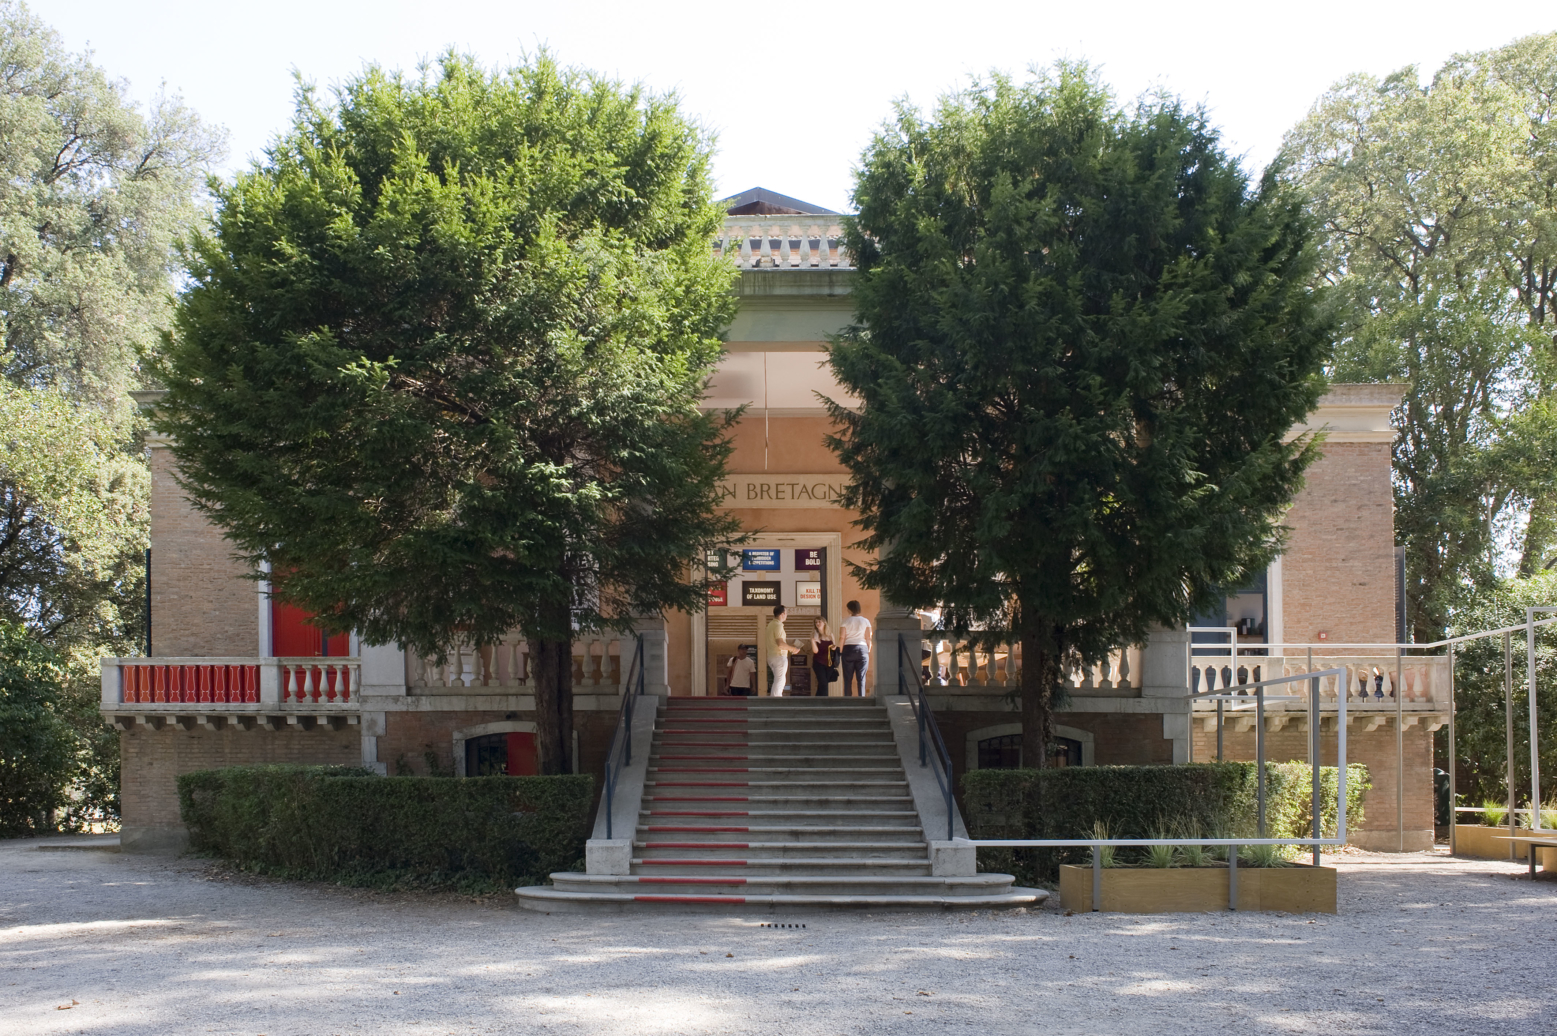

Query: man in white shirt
left=839, top=600, right=873, bottom=697
left=763, top=605, right=801, bottom=696
left=724, top=644, right=756, bottom=696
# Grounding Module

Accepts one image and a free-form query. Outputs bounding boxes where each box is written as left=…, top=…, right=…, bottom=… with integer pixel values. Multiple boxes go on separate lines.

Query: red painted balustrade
left=120, top=664, right=261, bottom=704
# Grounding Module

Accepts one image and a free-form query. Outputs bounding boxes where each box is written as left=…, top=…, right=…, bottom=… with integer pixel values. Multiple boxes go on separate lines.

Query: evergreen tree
left=829, top=67, right=1331, bottom=766
left=158, top=54, right=739, bottom=773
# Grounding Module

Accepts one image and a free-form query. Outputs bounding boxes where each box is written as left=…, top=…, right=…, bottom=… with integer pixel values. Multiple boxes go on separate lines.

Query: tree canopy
left=829, top=66, right=1330, bottom=764
left=157, top=53, right=740, bottom=772
left=0, top=0, right=221, bottom=658
left=1282, top=32, right=1557, bottom=640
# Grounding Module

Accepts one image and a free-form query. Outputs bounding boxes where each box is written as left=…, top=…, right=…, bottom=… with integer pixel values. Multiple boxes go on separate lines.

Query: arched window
left=975, top=733, right=1085, bottom=769
left=463, top=732, right=538, bottom=776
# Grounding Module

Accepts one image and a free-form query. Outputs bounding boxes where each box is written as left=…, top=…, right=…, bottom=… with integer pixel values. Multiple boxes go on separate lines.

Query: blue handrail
left=601, top=633, right=646, bottom=840
left=898, top=633, right=954, bottom=841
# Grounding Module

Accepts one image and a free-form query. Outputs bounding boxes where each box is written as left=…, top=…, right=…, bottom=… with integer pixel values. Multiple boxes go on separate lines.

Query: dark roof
left=719, top=187, right=841, bottom=216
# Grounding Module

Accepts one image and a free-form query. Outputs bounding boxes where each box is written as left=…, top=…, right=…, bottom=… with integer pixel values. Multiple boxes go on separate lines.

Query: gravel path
left=2, top=836, right=1553, bottom=1035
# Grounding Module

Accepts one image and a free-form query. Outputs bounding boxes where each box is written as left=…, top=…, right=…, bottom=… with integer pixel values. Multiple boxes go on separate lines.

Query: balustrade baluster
left=1117, top=649, right=1132, bottom=689
left=779, top=228, right=791, bottom=267
left=798, top=229, right=811, bottom=267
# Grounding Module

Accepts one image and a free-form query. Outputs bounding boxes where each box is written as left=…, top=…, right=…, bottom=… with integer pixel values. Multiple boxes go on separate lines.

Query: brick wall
left=120, top=723, right=359, bottom=851
left=1190, top=722, right=1433, bottom=851
left=149, top=446, right=260, bottom=657
left=1281, top=440, right=1397, bottom=643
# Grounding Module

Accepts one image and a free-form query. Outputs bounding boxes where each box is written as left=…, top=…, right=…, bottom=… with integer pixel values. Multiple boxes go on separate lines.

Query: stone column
left=873, top=598, right=922, bottom=697
left=630, top=614, right=670, bottom=697
left=1140, top=624, right=1192, bottom=763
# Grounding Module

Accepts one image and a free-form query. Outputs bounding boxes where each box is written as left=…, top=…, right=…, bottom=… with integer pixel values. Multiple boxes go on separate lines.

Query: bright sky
left=39, top=0, right=1557, bottom=212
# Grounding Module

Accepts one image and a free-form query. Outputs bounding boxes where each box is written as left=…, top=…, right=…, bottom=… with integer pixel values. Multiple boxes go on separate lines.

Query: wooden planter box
left=1454, top=824, right=1557, bottom=867
left=1058, top=863, right=1337, bottom=914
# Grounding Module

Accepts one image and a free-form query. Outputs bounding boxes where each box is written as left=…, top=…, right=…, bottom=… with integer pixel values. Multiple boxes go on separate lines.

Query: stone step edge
left=547, top=872, right=1020, bottom=887
left=631, top=858, right=931, bottom=868
left=514, top=888, right=1048, bottom=911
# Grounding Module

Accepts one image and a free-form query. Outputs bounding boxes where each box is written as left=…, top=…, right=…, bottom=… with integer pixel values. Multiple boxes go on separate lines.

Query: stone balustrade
left=410, top=633, right=625, bottom=692
left=1188, top=653, right=1450, bottom=706
left=100, top=656, right=361, bottom=730
left=715, top=216, right=853, bottom=270
left=908, top=635, right=1141, bottom=693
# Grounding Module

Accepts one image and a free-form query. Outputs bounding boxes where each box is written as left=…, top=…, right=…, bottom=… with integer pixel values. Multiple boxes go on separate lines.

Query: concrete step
left=635, top=842, right=928, bottom=859
left=641, top=809, right=922, bottom=822
left=644, top=795, right=915, bottom=808
left=649, top=755, right=900, bottom=768
left=628, top=857, right=936, bottom=876
left=547, top=872, right=1029, bottom=897
left=636, top=827, right=928, bottom=844
left=647, top=767, right=905, bottom=779
left=514, top=886, right=1048, bottom=913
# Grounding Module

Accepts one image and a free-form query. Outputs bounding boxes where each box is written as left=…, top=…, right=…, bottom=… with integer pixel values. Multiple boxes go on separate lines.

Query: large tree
left=828, top=66, right=1330, bottom=766
left=1281, top=32, right=1557, bottom=640
left=0, top=0, right=221, bottom=655
left=158, top=54, right=739, bottom=773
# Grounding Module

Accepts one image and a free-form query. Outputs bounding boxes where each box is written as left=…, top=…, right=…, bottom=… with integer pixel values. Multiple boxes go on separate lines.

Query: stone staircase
left=516, top=696, right=1044, bottom=912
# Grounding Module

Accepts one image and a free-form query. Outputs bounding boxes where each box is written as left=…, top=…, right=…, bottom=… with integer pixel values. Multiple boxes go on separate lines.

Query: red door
left=504, top=732, right=538, bottom=775
left=271, top=600, right=349, bottom=657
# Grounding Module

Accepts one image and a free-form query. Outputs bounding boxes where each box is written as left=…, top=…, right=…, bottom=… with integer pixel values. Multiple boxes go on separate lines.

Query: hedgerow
left=178, top=765, right=592, bottom=892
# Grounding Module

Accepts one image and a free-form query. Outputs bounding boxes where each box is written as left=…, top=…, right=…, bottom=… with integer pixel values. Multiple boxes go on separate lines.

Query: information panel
left=795, top=548, right=824, bottom=571
left=742, top=549, right=781, bottom=571
left=741, top=581, right=781, bottom=606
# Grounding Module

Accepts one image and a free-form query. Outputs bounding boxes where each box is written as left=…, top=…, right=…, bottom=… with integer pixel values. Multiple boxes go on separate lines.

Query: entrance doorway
left=693, top=533, right=843, bottom=696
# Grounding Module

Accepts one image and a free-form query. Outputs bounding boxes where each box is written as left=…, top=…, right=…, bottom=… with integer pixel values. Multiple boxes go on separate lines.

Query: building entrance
left=694, top=533, right=844, bottom=696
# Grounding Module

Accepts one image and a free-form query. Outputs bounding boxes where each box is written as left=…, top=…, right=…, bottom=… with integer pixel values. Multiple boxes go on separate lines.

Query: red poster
left=708, top=580, right=728, bottom=607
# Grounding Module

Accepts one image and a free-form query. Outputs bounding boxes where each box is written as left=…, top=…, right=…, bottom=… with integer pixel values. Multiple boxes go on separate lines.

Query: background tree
left=0, top=2, right=221, bottom=829
left=1282, top=32, right=1557, bottom=640
left=0, top=622, right=77, bottom=835
left=158, top=53, right=739, bottom=774
left=0, top=0, right=221, bottom=655
left=828, top=66, right=1330, bottom=767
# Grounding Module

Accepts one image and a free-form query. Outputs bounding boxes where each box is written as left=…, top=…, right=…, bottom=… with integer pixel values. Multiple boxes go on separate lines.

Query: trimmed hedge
left=963, top=761, right=1369, bottom=884
left=178, top=765, right=593, bottom=892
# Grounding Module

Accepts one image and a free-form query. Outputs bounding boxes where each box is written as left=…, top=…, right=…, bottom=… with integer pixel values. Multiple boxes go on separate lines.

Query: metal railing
left=898, top=633, right=954, bottom=841
left=601, top=633, right=647, bottom=840
left=966, top=667, right=1350, bottom=911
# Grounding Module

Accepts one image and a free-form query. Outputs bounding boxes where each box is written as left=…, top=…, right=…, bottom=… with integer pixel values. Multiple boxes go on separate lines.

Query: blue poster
left=742, top=548, right=781, bottom=571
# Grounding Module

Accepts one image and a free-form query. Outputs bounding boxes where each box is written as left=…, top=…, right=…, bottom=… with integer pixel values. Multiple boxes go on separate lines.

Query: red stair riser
left=634, top=896, right=748, bottom=904
left=648, top=811, right=750, bottom=816
left=647, top=797, right=750, bottom=802
left=636, top=877, right=748, bottom=885
left=656, top=755, right=749, bottom=761
left=638, top=859, right=749, bottom=866
left=643, top=842, right=750, bottom=849
left=645, top=827, right=749, bottom=832
left=651, top=782, right=752, bottom=787
left=652, top=768, right=751, bottom=773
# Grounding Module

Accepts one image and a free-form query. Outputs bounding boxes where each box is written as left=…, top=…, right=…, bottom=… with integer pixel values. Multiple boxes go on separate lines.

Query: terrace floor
left=1, top=836, right=1552, bottom=1035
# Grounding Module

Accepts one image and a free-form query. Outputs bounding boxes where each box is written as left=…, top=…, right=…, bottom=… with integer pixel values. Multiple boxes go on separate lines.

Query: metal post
left=1092, top=843, right=1102, bottom=912
left=1338, top=670, right=1350, bottom=846
left=1447, top=644, right=1456, bottom=855
left=1228, top=843, right=1239, bottom=911
left=1396, top=645, right=1404, bottom=852
left=1312, top=675, right=1321, bottom=867
left=1256, top=686, right=1266, bottom=839
left=1529, top=610, right=1542, bottom=831
left=1216, top=699, right=1224, bottom=762
left=1506, top=632, right=1517, bottom=858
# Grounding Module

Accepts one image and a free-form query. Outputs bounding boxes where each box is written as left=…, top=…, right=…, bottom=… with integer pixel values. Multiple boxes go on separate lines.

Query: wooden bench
left=1494, top=835, right=1557, bottom=879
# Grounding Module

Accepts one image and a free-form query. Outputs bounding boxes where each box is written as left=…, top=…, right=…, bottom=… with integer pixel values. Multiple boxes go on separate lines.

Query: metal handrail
left=899, top=633, right=955, bottom=841
left=601, top=633, right=646, bottom=840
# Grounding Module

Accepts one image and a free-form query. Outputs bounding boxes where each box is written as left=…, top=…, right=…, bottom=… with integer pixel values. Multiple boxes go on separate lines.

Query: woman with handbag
left=810, top=617, right=838, bottom=697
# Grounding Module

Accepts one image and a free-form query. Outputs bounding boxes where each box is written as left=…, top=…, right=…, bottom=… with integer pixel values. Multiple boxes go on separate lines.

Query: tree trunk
left=1018, top=611, right=1063, bottom=771
left=529, top=598, right=575, bottom=775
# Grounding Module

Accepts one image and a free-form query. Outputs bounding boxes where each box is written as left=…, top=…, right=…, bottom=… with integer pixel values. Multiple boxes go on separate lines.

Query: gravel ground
left=2, top=836, right=1554, bottom=1035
